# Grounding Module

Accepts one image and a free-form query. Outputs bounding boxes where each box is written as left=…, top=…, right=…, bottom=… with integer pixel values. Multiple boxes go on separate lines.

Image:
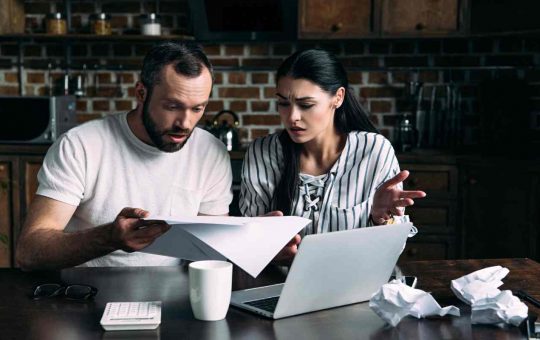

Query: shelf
left=0, top=29, right=538, bottom=44
left=0, top=144, right=51, bottom=155
left=0, top=33, right=195, bottom=42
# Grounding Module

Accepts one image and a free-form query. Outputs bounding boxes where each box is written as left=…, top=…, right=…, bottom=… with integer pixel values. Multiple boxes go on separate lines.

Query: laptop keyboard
left=245, top=296, right=280, bottom=313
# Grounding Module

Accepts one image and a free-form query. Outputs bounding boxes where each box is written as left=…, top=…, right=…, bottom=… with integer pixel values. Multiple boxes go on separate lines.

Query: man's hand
left=371, top=170, right=426, bottom=225
left=110, top=207, right=171, bottom=252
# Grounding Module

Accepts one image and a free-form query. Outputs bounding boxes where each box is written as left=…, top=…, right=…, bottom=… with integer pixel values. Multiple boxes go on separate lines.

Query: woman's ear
left=334, top=86, right=346, bottom=109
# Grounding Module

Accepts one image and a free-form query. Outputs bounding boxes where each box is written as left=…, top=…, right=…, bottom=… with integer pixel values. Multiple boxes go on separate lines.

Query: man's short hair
left=140, top=41, right=214, bottom=95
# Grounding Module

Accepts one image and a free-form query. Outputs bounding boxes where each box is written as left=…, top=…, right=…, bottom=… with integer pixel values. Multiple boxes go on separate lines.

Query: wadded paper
left=451, top=265, right=528, bottom=326
left=369, top=279, right=460, bottom=326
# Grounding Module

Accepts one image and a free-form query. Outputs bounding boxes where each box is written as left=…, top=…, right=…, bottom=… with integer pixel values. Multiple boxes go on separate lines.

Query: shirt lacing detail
left=299, top=175, right=327, bottom=212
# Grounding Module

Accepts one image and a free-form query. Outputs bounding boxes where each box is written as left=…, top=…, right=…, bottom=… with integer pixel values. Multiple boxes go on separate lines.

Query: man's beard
left=142, top=97, right=192, bottom=153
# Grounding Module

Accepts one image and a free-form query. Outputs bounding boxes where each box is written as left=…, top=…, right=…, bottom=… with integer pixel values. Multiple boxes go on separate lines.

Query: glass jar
left=90, top=13, right=111, bottom=35
left=140, top=13, right=161, bottom=36
left=395, top=114, right=416, bottom=152
left=46, top=12, right=67, bottom=35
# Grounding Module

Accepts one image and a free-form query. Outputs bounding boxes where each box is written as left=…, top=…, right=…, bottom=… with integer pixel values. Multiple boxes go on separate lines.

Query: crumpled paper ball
left=451, top=265, right=509, bottom=305
left=451, top=266, right=528, bottom=327
left=369, top=279, right=460, bottom=327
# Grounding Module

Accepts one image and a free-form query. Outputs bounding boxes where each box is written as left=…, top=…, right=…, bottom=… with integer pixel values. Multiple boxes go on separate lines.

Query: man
left=16, top=42, right=232, bottom=269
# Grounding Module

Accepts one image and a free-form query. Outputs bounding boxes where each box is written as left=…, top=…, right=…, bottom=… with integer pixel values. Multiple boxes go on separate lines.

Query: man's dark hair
left=140, top=41, right=214, bottom=96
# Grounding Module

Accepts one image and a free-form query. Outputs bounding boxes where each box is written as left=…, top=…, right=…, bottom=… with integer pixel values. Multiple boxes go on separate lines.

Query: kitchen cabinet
left=298, top=0, right=468, bottom=39
left=0, top=159, right=14, bottom=267
left=380, top=0, right=462, bottom=36
left=400, top=235, right=456, bottom=263
left=0, top=0, right=24, bottom=34
left=298, top=0, right=373, bottom=39
left=398, top=159, right=459, bottom=263
left=470, top=0, right=540, bottom=33
left=460, top=158, right=540, bottom=261
left=0, top=146, right=46, bottom=267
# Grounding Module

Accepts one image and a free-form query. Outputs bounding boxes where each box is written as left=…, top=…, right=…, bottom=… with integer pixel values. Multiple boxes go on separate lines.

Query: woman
left=240, top=49, right=425, bottom=262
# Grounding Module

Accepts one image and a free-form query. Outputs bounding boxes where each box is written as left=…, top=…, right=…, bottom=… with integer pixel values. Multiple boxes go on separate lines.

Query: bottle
left=395, top=114, right=416, bottom=152
left=46, top=12, right=67, bottom=35
left=63, top=72, right=70, bottom=95
left=140, top=13, right=161, bottom=36
left=90, top=13, right=111, bottom=35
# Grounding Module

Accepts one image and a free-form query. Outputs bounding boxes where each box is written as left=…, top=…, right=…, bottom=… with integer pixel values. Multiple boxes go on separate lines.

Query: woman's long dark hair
left=273, top=49, right=379, bottom=215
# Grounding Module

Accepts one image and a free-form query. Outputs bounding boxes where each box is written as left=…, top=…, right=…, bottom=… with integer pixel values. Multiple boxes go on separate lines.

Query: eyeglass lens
left=33, top=283, right=64, bottom=298
left=65, top=285, right=96, bottom=300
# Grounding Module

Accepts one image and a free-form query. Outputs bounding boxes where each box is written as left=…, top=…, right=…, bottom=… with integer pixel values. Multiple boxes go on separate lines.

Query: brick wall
left=0, top=0, right=539, bottom=147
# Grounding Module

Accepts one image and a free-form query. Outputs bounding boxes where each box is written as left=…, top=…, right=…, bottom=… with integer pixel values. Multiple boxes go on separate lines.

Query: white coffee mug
left=189, top=260, right=232, bottom=321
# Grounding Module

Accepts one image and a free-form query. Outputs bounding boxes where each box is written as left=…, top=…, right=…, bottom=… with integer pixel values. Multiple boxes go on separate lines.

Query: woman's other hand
left=272, top=234, right=302, bottom=266
left=264, top=211, right=284, bottom=217
left=261, top=210, right=301, bottom=265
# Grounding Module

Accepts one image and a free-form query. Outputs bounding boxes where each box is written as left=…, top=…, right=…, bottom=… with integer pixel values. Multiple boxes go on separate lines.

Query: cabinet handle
left=331, top=22, right=343, bottom=32
left=415, top=22, right=426, bottom=31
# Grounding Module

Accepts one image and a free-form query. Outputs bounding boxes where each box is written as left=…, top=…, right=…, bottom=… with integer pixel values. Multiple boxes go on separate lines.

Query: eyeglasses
left=32, top=283, right=98, bottom=301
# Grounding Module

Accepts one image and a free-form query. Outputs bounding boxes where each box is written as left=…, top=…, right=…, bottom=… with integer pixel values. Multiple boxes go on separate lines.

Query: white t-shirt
left=37, top=112, right=233, bottom=267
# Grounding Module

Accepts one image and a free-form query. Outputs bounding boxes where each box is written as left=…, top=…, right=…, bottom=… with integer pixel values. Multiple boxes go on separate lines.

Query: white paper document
left=141, top=215, right=311, bottom=278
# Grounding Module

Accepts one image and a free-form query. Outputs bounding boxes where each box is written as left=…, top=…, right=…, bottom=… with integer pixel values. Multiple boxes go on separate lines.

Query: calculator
left=100, top=301, right=161, bottom=331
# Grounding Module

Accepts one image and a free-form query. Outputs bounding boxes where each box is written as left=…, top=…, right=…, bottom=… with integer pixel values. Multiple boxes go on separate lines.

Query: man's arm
left=16, top=195, right=170, bottom=270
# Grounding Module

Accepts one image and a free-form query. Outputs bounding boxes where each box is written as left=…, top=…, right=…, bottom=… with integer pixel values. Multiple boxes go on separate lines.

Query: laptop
left=230, top=223, right=412, bottom=319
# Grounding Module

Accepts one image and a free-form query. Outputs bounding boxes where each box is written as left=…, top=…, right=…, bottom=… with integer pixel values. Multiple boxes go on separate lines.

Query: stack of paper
left=141, top=215, right=311, bottom=278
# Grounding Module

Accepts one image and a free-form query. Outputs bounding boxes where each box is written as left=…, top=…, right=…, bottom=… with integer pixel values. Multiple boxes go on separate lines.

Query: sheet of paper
left=141, top=215, right=311, bottom=278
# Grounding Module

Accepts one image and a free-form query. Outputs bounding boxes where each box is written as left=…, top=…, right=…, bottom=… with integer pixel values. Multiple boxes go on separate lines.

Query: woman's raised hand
left=371, top=170, right=426, bottom=225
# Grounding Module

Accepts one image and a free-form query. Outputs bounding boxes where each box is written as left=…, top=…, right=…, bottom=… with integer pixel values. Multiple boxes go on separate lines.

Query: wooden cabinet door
left=381, top=0, right=460, bottom=35
left=398, top=236, right=456, bottom=264
left=406, top=202, right=457, bottom=234
left=0, top=0, right=25, bottom=34
left=14, top=157, right=43, bottom=246
left=461, top=164, right=536, bottom=259
left=298, top=0, right=372, bottom=38
left=22, top=157, right=42, bottom=213
left=471, top=0, right=540, bottom=33
left=0, top=160, right=13, bottom=267
left=401, top=163, right=458, bottom=199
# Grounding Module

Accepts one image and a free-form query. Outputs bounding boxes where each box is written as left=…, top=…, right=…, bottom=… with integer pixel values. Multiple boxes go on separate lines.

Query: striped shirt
left=240, top=131, right=403, bottom=235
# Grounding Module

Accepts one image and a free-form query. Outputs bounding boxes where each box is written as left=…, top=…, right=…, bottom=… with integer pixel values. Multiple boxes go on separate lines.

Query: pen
left=515, top=290, right=540, bottom=309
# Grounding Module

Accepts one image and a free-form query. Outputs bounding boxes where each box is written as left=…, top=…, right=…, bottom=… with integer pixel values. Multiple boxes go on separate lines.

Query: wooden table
left=0, top=259, right=538, bottom=339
